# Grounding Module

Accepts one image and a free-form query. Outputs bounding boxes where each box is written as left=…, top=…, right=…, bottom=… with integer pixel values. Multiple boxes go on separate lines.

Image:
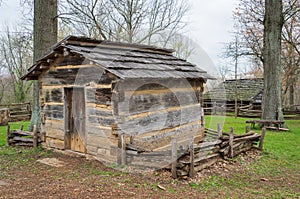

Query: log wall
left=39, top=54, right=118, bottom=163
left=113, top=79, right=205, bottom=151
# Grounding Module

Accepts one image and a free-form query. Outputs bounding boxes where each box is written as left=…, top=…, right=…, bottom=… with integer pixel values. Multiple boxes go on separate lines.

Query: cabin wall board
left=112, top=78, right=204, bottom=151
left=38, top=57, right=117, bottom=159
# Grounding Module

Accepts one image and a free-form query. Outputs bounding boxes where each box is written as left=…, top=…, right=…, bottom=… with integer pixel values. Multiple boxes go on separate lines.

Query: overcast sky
left=0, top=0, right=239, bottom=77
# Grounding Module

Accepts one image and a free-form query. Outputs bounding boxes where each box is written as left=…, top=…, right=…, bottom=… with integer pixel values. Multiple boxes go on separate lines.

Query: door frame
left=63, top=86, right=86, bottom=152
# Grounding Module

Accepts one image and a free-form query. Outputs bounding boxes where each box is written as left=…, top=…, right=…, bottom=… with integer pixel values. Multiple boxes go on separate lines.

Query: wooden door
left=64, top=87, right=86, bottom=153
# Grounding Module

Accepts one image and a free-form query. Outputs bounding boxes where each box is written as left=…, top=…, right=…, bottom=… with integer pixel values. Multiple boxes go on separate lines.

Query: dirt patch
left=0, top=148, right=299, bottom=198
left=0, top=181, right=9, bottom=186
left=37, top=158, right=66, bottom=167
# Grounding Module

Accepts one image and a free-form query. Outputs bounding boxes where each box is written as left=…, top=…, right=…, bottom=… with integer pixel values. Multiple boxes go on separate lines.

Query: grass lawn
left=192, top=115, right=300, bottom=197
left=0, top=117, right=299, bottom=198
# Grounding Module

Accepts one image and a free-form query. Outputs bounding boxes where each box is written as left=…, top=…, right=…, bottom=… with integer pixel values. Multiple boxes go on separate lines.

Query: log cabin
left=203, top=78, right=264, bottom=112
left=22, top=36, right=214, bottom=164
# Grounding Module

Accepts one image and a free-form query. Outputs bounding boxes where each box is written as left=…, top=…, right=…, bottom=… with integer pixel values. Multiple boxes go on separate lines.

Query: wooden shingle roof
left=204, top=78, right=264, bottom=101
left=23, top=36, right=214, bottom=80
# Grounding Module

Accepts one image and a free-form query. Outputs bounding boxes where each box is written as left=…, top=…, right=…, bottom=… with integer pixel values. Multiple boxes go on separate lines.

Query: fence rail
left=6, top=125, right=43, bottom=147
left=0, top=102, right=31, bottom=122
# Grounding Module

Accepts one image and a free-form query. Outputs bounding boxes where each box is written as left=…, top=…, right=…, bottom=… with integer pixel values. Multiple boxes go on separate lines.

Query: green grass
left=0, top=121, right=30, bottom=146
left=198, top=116, right=300, bottom=197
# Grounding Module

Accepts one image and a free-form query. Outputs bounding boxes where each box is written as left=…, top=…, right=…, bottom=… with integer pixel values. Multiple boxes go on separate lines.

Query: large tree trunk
left=262, top=0, right=284, bottom=122
left=28, top=0, right=57, bottom=131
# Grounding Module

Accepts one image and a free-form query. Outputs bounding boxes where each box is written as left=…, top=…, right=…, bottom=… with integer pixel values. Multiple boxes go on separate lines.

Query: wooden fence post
left=213, top=102, right=217, bottom=115
left=6, top=124, right=10, bottom=146
left=229, top=127, right=234, bottom=158
left=201, top=107, right=205, bottom=127
left=259, top=128, right=266, bottom=150
left=217, top=123, right=222, bottom=138
left=171, top=137, right=177, bottom=178
left=33, top=125, right=38, bottom=148
left=245, top=126, right=250, bottom=133
left=189, top=135, right=195, bottom=178
left=120, top=133, right=126, bottom=165
left=19, top=124, right=23, bottom=131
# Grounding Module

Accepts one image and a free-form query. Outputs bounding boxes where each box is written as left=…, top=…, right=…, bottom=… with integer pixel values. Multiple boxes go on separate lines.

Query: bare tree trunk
left=28, top=0, right=57, bottom=131
left=262, top=0, right=284, bottom=122
left=289, top=83, right=294, bottom=110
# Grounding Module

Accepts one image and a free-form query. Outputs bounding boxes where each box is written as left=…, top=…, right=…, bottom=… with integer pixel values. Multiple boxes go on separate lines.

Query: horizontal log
left=10, top=130, right=34, bottom=136
left=232, top=142, right=253, bottom=157
left=117, top=91, right=200, bottom=116
left=88, top=115, right=114, bottom=126
left=194, top=145, right=220, bottom=154
left=9, top=114, right=31, bottom=118
left=126, top=143, right=152, bottom=153
left=9, top=110, right=31, bottom=115
left=177, top=154, right=221, bottom=176
left=265, top=127, right=289, bottom=131
left=194, top=154, right=221, bottom=172
left=220, top=133, right=260, bottom=147
left=43, top=65, right=115, bottom=85
left=87, top=108, right=113, bottom=117
left=194, top=140, right=222, bottom=150
left=12, top=137, right=34, bottom=143
left=133, top=122, right=203, bottom=151
left=115, top=79, right=202, bottom=92
left=219, top=141, right=253, bottom=157
left=232, top=133, right=260, bottom=142
left=117, top=104, right=202, bottom=136
left=221, top=132, right=255, bottom=140
left=14, top=143, right=34, bottom=146
left=179, top=153, right=220, bottom=164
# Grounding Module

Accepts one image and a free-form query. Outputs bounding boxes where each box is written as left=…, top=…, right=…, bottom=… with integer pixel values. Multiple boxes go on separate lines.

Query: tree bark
left=262, top=0, right=284, bottom=122
left=28, top=0, right=57, bottom=131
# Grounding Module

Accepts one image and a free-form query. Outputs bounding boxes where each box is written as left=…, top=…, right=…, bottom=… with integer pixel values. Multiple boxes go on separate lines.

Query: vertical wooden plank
left=245, top=126, right=250, bottom=133
left=217, top=123, right=222, bottom=138
left=200, top=107, right=205, bottom=127
left=6, top=125, right=10, bottom=146
left=229, top=127, right=234, bottom=158
left=121, top=133, right=126, bottom=165
left=213, top=101, right=217, bottom=115
left=189, top=135, right=195, bottom=178
left=64, top=88, right=72, bottom=150
left=33, top=125, right=38, bottom=148
left=259, top=127, right=266, bottom=150
left=19, top=125, right=23, bottom=131
left=171, top=137, right=177, bottom=178
left=130, top=135, right=133, bottom=144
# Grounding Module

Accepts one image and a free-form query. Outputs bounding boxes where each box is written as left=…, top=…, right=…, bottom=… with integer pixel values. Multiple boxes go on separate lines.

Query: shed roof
left=22, top=36, right=214, bottom=80
left=204, top=78, right=264, bottom=101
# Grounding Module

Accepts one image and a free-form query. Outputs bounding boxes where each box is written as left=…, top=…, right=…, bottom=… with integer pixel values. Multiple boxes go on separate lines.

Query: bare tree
left=60, top=0, right=188, bottom=46
left=0, top=29, right=33, bottom=103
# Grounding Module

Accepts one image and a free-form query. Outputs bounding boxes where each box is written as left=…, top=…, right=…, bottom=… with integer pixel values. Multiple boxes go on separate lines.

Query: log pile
left=6, top=125, right=43, bottom=147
